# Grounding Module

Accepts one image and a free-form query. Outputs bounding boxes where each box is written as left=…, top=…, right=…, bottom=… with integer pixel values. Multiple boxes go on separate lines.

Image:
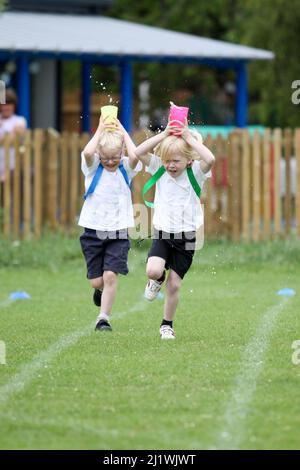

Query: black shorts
left=79, top=228, right=131, bottom=279
left=148, top=230, right=196, bottom=279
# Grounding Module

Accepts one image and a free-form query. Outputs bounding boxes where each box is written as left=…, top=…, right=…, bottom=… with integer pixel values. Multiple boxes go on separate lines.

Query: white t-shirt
left=146, top=154, right=211, bottom=233
left=78, top=153, right=142, bottom=231
left=0, top=114, right=27, bottom=181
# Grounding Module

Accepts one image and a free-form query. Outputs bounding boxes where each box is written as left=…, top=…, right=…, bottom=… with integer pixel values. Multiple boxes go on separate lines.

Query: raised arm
left=180, top=122, right=215, bottom=173
left=135, top=130, right=167, bottom=166
left=114, top=119, right=139, bottom=169
left=82, top=116, right=108, bottom=167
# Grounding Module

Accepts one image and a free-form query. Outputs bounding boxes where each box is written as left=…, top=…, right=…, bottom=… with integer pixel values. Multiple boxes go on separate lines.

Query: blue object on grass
left=277, top=288, right=295, bottom=297
left=157, top=292, right=164, bottom=300
left=9, top=291, right=31, bottom=300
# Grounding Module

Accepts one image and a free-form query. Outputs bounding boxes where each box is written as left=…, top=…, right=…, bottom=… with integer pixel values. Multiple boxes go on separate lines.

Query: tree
left=105, top=0, right=241, bottom=124
left=104, top=0, right=300, bottom=127
left=228, top=0, right=300, bottom=126
left=0, top=0, right=7, bottom=11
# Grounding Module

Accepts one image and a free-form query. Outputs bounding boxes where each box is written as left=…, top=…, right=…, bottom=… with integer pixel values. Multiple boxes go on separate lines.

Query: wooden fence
left=0, top=128, right=299, bottom=241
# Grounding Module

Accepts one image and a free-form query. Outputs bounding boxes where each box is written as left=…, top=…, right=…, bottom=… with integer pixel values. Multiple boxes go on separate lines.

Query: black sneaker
left=93, top=289, right=102, bottom=307
left=95, top=319, right=112, bottom=332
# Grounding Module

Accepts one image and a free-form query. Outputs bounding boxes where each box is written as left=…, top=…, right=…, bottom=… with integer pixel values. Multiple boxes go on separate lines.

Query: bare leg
left=100, top=270, right=118, bottom=316
left=90, top=277, right=104, bottom=291
left=163, top=269, right=182, bottom=321
left=146, top=256, right=165, bottom=280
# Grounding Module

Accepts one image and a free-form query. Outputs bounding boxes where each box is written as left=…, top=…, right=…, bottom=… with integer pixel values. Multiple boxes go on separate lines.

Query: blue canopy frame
left=0, top=50, right=248, bottom=133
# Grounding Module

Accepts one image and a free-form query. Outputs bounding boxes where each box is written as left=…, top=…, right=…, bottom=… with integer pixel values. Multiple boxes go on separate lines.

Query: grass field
left=0, top=233, right=300, bottom=449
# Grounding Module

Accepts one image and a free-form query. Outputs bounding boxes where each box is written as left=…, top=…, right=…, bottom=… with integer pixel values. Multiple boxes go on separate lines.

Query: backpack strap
left=142, top=166, right=166, bottom=208
left=83, top=161, right=131, bottom=200
left=142, top=165, right=201, bottom=208
left=186, top=166, right=201, bottom=198
left=83, top=163, right=104, bottom=200
left=118, top=162, right=131, bottom=189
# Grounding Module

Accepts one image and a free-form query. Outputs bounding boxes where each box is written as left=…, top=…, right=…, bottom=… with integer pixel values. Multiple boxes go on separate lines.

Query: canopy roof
left=0, top=12, right=274, bottom=61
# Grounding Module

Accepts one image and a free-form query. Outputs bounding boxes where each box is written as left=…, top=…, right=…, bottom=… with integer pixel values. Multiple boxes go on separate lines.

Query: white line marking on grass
left=114, top=295, right=148, bottom=319
left=212, top=297, right=290, bottom=450
left=0, top=323, right=93, bottom=408
left=0, top=296, right=148, bottom=408
left=0, top=299, right=14, bottom=309
left=1, top=411, right=120, bottom=449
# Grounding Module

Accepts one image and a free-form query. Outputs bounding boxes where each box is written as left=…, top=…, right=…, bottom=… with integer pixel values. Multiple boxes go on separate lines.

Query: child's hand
left=180, top=118, right=192, bottom=140
left=165, top=121, right=182, bottom=136
left=113, top=118, right=126, bottom=134
left=165, top=118, right=189, bottom=137
left=97, top=115, right=105, bottom=132
left=97, top=115, right=118, bottom=132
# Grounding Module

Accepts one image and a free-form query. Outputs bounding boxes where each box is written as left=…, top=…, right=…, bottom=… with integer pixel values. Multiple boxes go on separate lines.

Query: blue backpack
left=83, top=162, right=130, bottom=200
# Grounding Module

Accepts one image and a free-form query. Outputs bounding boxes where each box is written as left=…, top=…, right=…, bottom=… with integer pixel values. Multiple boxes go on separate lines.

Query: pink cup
left=168, top=102, right=189, bottom=135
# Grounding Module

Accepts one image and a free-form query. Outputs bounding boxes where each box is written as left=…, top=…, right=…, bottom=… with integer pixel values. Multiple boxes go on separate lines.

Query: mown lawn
left=0, top=234, right=300, bottom=449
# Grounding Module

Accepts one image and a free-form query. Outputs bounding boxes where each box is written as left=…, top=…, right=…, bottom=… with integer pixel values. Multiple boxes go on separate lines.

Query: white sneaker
left=144, top=279, right=163, bottom=301
left=160, top=325, right=176, bottom=340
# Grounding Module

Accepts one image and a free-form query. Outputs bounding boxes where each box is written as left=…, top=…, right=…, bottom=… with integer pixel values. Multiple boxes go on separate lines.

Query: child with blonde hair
left=135, top=119, right=215, bottom=339
left=79, top=116, right=142, bottom=331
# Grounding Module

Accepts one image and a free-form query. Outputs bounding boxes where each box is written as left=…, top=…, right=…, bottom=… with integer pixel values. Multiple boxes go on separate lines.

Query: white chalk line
left=0, top=295, right=149, bottom=409
left=210, top=296, right=290, bottom=450
left=0, top=299, right=14, bottom=309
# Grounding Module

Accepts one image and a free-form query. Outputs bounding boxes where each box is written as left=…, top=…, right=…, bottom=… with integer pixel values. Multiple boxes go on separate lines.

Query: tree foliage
left=104, top=0, right=299, bottom=126
left=228, top=0, right=300, bottom=126
left=0, top=0, right=7, bottom=11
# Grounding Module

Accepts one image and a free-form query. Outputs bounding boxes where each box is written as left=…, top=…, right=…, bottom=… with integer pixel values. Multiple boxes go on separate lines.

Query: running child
left=135, top=118, right=215, bottom=339
left=79, top=115, right=142, bottom=331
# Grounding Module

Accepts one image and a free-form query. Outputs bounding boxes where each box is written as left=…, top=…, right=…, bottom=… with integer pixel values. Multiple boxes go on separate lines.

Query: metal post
left=16, top=55, right=30, bottom=126
left=81, top=61, right=91, bottom=132
left=120, top=61, right=132, bottom=132
left=235, top=61, right=248, bottom=127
